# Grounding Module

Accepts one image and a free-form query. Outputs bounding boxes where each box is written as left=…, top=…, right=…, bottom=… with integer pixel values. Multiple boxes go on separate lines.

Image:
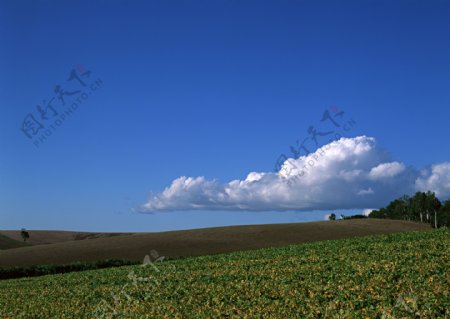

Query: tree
left=329, top=213, right=336, bottom=221
left=410, top=191, right=442, bottom=226
left=438, top=199, right=450, bottom=228
left=410, top=192, right=427, bottom=222
left=385, top=198, right=408, bottom=220
left=20, top=228, right=30, bottom=242
left=368, top=209, right=384, bottom=219
left=424, top=191, right=441, bottom=227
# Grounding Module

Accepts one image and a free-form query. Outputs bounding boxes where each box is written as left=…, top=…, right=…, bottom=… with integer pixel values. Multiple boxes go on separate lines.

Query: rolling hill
left=0, top=219, right=430, bottom=268
left=0, top=234, right=30, bottom=250
left=0, top=230, right=134, bottom=247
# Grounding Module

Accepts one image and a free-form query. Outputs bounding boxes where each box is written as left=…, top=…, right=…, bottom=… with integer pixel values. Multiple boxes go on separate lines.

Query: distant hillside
left=0, top=234, right=30, bottom=250
left=0, top=230, right=135, bottom=246
left=0, top=219, right=430, bottom=268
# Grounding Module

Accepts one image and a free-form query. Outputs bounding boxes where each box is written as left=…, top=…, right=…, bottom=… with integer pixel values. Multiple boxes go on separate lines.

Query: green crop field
left=0, top=229, right=448, bottom=319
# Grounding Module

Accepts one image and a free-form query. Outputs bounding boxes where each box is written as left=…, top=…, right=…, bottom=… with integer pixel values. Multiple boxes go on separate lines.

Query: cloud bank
left=139, top=136, right=450, bottom=212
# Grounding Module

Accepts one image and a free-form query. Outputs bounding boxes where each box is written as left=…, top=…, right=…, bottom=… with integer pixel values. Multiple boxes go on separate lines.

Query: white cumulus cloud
left=369, top=162, right=406, bottom=179
left=139, top=136, right=450, bottom=213
left=415, top=163, right=450, bottom=199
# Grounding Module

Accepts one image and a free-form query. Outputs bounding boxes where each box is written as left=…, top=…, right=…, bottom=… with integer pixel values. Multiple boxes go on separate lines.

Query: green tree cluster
left=369, top=191, right=450, bottom=228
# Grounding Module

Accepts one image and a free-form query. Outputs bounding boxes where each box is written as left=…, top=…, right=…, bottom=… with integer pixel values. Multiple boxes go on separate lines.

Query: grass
left=0, top=219, right=430, bottom=267
left=0, top=228, right=448, bottom=318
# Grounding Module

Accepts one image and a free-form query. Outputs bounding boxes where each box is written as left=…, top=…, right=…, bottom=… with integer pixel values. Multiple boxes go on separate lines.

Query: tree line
left=328, top=213, right=367, bottom=220
left=368, top=191, right=450, bottom=228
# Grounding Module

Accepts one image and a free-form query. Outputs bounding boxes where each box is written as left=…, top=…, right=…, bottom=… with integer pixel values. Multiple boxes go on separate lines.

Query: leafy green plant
left=0, top=229, right=448, bottom=318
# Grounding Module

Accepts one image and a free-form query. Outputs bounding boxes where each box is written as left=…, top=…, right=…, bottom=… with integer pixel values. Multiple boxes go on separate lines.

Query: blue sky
left=1, top=0, right=449, bottom=232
